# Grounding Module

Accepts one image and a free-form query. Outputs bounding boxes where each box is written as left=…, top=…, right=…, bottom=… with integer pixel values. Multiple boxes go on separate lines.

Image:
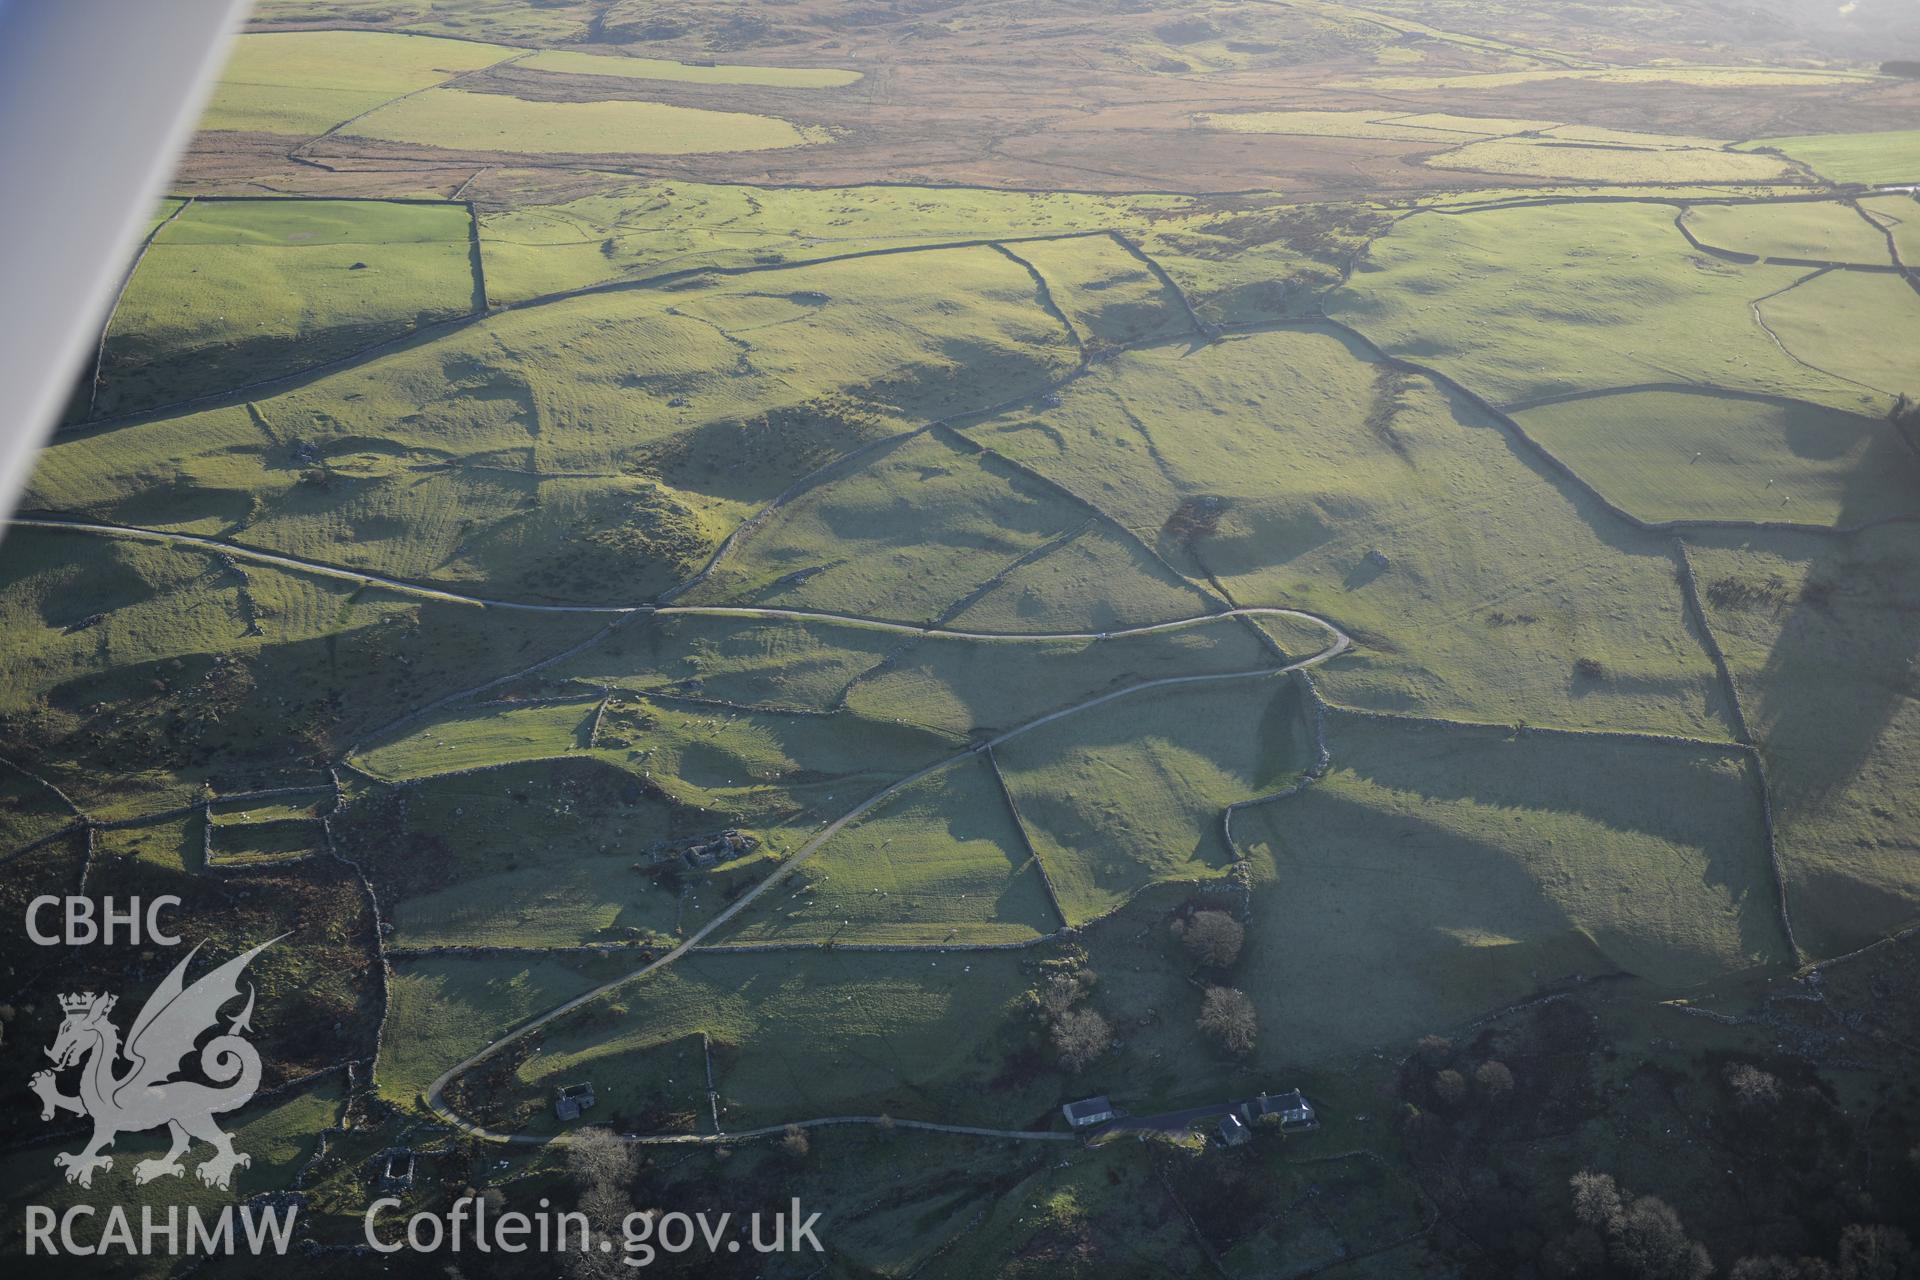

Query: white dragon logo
left=29, top=936, right=281, bottom=1190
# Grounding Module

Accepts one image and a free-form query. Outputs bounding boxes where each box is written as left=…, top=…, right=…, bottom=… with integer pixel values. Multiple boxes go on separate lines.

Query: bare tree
left=1570, top=1171, right=1623, bottom=1229
left=564, top=1126, right=635, bottom=1196
left=1197, top=986, right=1257, bottom=1055
left=780, top=1123, right=810, bottom=1160
left=1037, top=969, right=1095, bottom=1021
left=1433, top=1068, right=1466, bottom=1106
left=563, top=1127, right=637, bottom=1280
left=1052, top=1007, right=1113, bottom=1072
left=1475, top=1060, right=1515, bottom=1100
left=1838, top=1225, right=1914, bottom=1280
left=1610, top=1194, right=1712, bottom=1280
left=1727, top=1062, right=1782, bottom=1109
left=1569, top=1174, right=1711, bottom=1280
left=1178, top=911, right=1245, bottom=968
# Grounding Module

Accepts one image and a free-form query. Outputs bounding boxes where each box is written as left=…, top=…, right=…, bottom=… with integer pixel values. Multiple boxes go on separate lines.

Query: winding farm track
left=8, top=516, right=1336, bottom=645
left=421, top=616, right=1350, bottom=1146
left=22, top=184, right=1894, bottom=1149
left=9, top=517, right=638, bottom=613
left=6, top=514, right=1352, bottom=1150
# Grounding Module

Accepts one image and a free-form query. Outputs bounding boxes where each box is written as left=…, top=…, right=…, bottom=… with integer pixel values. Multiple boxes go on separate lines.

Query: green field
left=198, top=30, right=517, bottom=136
left=33, top=245, right=1076, bottom=606
left=1510, top=389, right=1920, bottom=527
left=541, top=600, right=1297, bottom=734
left=947, top=523, right=1222, bottom=633
left=681, top=429, right=1091, bottom=624
left=1751, top=129, right=1920, bottom=186
left=0, top=527, right=606, bottom=817
left=339, top=750, right=800, bottom=952
left=718, top=755, right=1059, bottom=945
left=489, top=947, right=1057, bottom=1132
left=11, top=8, right=1920, bottom=1265
left=349, top=88, right=829, bottom=155
left=352, top=697, right=598, bottom=779
left=517, top=49, right=861, bottom=88
left=843, top=618, right=1278, bottom=739
left=1546, top=125, right=1729, bottom=150
left=1391, top=111, right=1562, bottom=135
left=996, top=676, right=1312, bottom=923
left=1859, top=193, right=1920, bottom=263
left=1330, top=201, right=1886, bottom=413
left=1682, top=199, right=1894, bottom=264
left=1756, top=269, right=1920, bottom=401
left=967, top=326, right=1738, bottom=739
left=1002, top=234, right=1190, bottom=348
left=1234, top=711, right=1787, bottom=1054
left=98, top=198, right=478, bottom=416
left=354, top=689, right=953, bottom=834
left=1688, top=526, right=1920, bottom=958
left=548, top=612, right=900, bottom=712
left=801, top=1130, right=1214, bottom=1277
left=209, top=792, right=330, bottom=823
left=476, top=183, right=1193, bottom=304
left=381, top=953, right=619, bottom=1104
left=0, top=766, right=79, bottom=853
left=206, top=816, right=328, bottom=865
left=474, top=181, right=1349, bottom=334
left=1427, top=137, right=1796, bottom=184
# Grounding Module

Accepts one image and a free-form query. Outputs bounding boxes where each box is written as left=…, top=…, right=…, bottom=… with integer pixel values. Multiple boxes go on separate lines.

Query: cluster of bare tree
left=1557, top=1171, right=1714, bottom=1280
left=562, top=1127, right=640, bottom=1280
left=1028, top=967, right=1113, bottom=1073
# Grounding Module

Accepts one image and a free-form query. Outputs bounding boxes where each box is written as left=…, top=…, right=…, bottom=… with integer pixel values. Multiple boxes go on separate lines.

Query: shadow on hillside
left=1317, top=707, right=1770, bottom=905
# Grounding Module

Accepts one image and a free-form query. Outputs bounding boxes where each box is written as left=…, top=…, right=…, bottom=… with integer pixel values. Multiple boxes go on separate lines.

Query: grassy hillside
left=997, top=676, right=1312, bottom=923
left=1682, top=199, right=1894, bottom=264
left=32, top=245, right=1076, bottom=606
left=198, top=30, right=516, bottom=136
left=682, top=430, right=1093, bottom=624
left=1329, top=202, right=1884, bottom=413
left=11, top=11, right=1920, bottom=1270
left=0, top=526, right=605, bottom=816
left=98, top=199, right=478, bottom=417
left=480, top=947, right=1057, bottom=1132
left=1688, top=525, right=1920, bottom=957
left=716, top=755, right=1060, bottom=945
left=1510, top=389, right=1920, bottom=527
left=1751, top=129, right=1920, bottom=185
left=1235, top=711, right=1787, bottom=1054
left=967, top=327, right=1737, bottom=738
left=1756, top=269, right=1920, bottom=402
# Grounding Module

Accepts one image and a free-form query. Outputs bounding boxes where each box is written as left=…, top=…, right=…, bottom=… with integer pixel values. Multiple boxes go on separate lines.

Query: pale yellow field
left=349, top=87, right=829, bottom=155
left=198, top=30, right=517, bottom=135
left=518, top=49, right=861, bottom=88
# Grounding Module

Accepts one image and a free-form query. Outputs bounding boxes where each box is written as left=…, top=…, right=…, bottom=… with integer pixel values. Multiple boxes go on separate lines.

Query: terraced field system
left=6, top=13, right=1920, bottom=1269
